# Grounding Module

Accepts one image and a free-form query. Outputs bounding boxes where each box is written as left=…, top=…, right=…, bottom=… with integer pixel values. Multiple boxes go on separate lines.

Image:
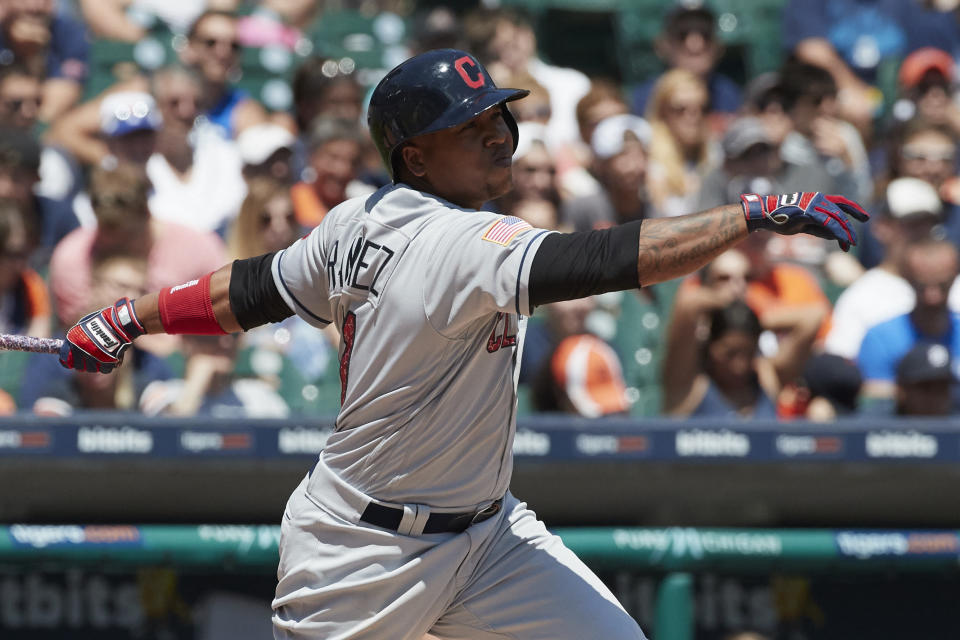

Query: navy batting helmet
left=367, top=49, right=530, bottom=181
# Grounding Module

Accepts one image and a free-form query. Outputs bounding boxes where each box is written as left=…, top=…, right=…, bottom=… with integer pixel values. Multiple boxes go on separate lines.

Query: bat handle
left=0, top=334, right=64, bottom=355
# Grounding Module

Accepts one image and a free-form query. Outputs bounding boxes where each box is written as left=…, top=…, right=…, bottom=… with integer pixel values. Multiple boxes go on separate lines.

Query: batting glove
left=59, top=297, right=145, bottom=373
left=740, top=192, right=870, bottom=252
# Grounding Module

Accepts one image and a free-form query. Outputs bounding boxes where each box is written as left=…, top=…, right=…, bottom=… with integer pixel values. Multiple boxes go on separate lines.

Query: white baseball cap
left=236, top=123, right=296, bottom=166
left=590, top=114, right=651, bottom=160
left=886, top=177, right=942, bottom=219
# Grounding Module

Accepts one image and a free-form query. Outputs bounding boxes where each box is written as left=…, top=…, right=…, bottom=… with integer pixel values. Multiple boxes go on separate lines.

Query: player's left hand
left=59, top=297, right=144, bottom=373
left=740, top=192, right=870, bottom=252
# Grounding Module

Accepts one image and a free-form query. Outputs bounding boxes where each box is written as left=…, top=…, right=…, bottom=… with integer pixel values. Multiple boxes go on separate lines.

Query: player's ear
left=400, top=144, right=428, bottom=178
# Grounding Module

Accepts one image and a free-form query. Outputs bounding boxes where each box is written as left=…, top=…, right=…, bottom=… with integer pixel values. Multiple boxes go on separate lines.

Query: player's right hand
left=59, top=297, right=144, bottom=373
left=740, top=192, right=870, bottom=252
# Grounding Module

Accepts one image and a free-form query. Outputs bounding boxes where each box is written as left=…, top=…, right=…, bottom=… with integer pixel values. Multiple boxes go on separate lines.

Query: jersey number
left=339, top=312, right=356, bottom=405
left=486, top=312, right=517, bottom=353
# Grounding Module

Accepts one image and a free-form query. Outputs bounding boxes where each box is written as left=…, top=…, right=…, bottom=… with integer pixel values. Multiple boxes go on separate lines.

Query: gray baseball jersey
left=272, top=184, right=551, bottom=508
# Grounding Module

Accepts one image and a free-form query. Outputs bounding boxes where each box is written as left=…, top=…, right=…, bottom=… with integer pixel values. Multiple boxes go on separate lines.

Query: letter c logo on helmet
left=367, top=49, right=529, bottom=182
left=454, top=56, right=485, bottom=89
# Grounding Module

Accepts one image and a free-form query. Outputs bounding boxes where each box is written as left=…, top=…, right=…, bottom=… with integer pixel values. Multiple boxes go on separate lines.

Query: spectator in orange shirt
left=740, top=230, right=833, bottom=343
left=290, top=117, right=370, bottom=227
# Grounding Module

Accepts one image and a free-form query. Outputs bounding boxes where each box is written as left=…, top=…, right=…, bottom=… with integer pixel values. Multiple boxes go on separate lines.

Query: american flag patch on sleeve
left=481, top=216, right=532, bottom=245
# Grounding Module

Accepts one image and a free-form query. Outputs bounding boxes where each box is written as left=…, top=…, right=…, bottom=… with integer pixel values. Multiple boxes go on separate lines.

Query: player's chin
left=487, top=170, right=514, bottom=201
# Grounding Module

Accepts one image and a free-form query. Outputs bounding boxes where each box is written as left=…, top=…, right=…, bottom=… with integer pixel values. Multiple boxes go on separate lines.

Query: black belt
left=360, top=497, right=504, bottom=534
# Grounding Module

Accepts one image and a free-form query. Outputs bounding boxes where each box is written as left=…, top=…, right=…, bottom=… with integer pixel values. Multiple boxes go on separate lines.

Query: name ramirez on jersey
left=271, top=184, right=552, bottom=508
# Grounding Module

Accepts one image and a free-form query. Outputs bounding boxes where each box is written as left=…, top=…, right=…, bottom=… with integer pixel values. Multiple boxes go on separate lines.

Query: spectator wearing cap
left=827, top=177, right=960, bottom=361
left=895, top=343, right=955, bottom=416
left=890, top=48, right=960, bottom=137
left=531, top=334, right=631, bottom=417
left=858, top=239, right=960, bottom=413
left=146, top=66, right=246, bottom=235
left=290, top=116, right=371, bottom=228
left=48, top=162, right=226, bottom=332
left=560, top=114, right=651, bottom=232
left=645, top=69, right=722, bottom=218
left=237, top=123, right=295, bottom=183
left=791, top=353, right=862, bottom=421
left=100, top=91, right=162, bottom=167
left=630, top=3, right=742, bottom=121
left=0, top=0, right=88, bottom=125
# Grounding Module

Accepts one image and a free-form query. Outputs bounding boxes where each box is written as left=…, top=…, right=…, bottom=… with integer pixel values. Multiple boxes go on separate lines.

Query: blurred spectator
left=494, top=122, right=562, bottom=216
left=79, top=1, right=239, bottom=41
left=227, top=175, right=339, bottom=411
left=520, top=296, right=596, bottom=385
left=290, top=116, right=369, bottom=228
left=140, top=333, right=289, bottom=418
left=780, top=0, right=907, bottom=133
left=739, top=230, right=833, bottom=344
left=0, top=199, right=48, bottom=338
left=236, top=0, right=318, bottom=51
left=663, top=255, right=825, bottom=418
left=465, top=7, right=590, bottom=148
left=22, top=254, right=172, bottom=416
left=290, top=56, right=364, bottom=131
left=890, top=48, right=960, bottom=137
left=860, top=119, right=960, bottom=268
left=826, top=177, right=960, bottom=360
left=567, top=79, right=630, bottom=197
left=697, top=116, right=786, bottom=209
left=631, top=3, right=741, bottom=121
left=531, top=334, right=631, bottom=417
left=290, top=56, right=366, bottom=182
left=858, top=239, right=960, bottom=411
left=561, top=114, right=651, bottom=231
left=779, top=61, right=873, bottom=205
left=0, top=0, right=88, bottom=125
left=178, top=9, right=267, bottom=139
left=48, top=162, right=226, bottom=330
left=147, top=65, right=246, bottom=234
left=790, top=353, right=863, bottom=421
left=0, top=62, right=40, bottom=130
left=895, top=343, right=955, bottom=416
left=645, top=69, right=721, bottom=217
left=409, top=6, right=463, bottom=54
left=227, top=175, right=299, bottom=261
left=101, top=91, right=162, bottom=166
left=0, top=125, right=77, bottom=254
left=237, top=122, right=295, bottom=183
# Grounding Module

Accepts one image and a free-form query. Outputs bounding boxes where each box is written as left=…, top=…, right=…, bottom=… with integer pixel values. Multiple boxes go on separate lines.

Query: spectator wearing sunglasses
left=630, top=4, right=742, bottom=124
left=179, top=9, right=267, bottom=139
left=0, top=0, right=88, bottom=125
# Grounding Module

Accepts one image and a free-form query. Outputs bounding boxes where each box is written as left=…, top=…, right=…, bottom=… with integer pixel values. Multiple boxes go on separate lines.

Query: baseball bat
left=0, top=334, right=63, bottom=354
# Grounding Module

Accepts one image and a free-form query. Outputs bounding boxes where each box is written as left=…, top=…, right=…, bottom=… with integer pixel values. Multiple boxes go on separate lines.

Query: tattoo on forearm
left=637, top=205, right=745, bottom=283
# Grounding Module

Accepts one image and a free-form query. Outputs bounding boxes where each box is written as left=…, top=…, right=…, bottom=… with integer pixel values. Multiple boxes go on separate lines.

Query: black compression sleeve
left=229, top=253, right=295, bottom=330
left=528, top=220, right=642, bottom=307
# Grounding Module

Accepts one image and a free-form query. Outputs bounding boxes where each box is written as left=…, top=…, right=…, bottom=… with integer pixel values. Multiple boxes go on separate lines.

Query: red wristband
left=157, top=272, right=226, bottom=335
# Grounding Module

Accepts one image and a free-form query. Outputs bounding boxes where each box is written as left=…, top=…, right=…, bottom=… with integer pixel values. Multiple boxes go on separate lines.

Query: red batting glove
left=59, top=297, right=145, bottom=373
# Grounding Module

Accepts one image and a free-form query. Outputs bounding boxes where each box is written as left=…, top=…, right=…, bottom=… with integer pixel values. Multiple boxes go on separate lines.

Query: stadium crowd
left=0, top=0, right=959, bottom=421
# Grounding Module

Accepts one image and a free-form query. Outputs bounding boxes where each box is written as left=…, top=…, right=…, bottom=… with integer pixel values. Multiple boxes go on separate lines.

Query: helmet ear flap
left=501, top=104, right=520, bottom=154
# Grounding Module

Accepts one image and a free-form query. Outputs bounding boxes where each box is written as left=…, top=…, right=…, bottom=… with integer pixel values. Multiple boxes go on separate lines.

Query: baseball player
left=58, top=49, right=868, bottom=639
